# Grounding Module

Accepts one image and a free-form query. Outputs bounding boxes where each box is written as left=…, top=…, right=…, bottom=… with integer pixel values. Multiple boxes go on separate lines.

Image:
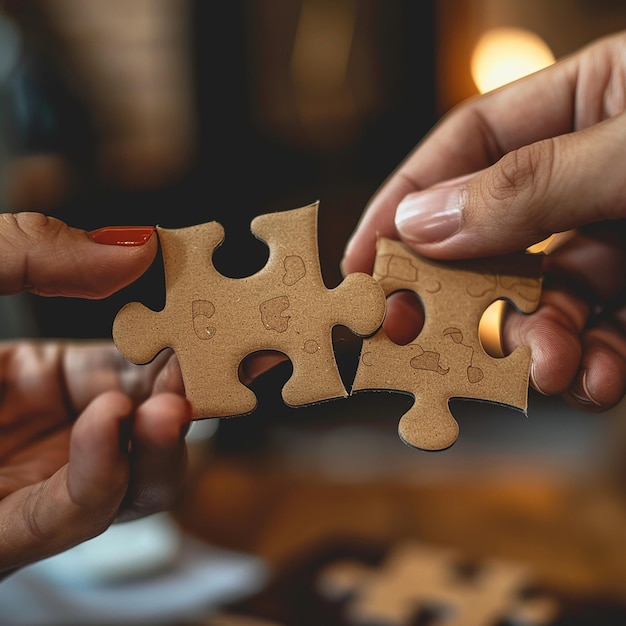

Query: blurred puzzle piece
left=352, top=237, right=542, bottom=451
left=113, top=202, right=386, bottom=419
left=317, top=541, right=558, bottom=626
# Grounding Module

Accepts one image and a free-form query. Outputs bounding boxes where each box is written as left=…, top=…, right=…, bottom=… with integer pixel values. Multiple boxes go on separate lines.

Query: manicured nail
left=395, top=187, right=464, bottom=244
left=88, top=226, right=155, bottom=246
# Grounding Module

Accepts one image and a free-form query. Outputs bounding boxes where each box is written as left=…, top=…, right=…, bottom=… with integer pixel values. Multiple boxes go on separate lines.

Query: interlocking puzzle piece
left=352, top=237, right=542, bottom=451
left=317, top=542, right=558, bottom=626
left=113, top=202, right=386, bottom=419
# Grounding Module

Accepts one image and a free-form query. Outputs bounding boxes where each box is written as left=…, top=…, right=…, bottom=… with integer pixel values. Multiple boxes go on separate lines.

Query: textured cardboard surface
left=113, top=202, right=386, bottom=419
left=352, top=237, right=543, bottom=451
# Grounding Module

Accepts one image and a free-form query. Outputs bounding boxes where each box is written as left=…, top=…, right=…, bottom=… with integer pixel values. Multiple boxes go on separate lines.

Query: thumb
left=394, top=115, right=626, bottom=259
left=0, top=213, right=157, bottom=298
left=0, top=392, right=133, bottom=574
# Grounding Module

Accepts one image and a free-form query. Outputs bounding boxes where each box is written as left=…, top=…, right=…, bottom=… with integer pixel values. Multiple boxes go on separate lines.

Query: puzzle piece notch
left=317, top=542, right=558, bottom=626
left=113, top=201, right=386, bottom=420
left=352, top=237, right=543, bottom=451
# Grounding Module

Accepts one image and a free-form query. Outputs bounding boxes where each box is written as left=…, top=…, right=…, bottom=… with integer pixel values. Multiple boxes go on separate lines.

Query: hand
left=0, top=212, right=190, bottom=578
left=0, top=213, right=278, bottom=578
left=342, top=31, right=626, bottom=411
left=0, top=341, right=191, bottom=578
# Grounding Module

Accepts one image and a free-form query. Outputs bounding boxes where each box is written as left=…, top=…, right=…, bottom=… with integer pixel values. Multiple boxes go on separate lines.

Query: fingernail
left=395, top=187, right=465, bottom=244
left=570, top=369, right=602, bottom=407
left=88, top=226, right=155, bottom=246
left=529, top=362, right=549, bottom=396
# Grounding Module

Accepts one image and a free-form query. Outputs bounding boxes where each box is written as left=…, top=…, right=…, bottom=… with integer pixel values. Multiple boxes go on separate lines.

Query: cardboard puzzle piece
left=317, top=542, right=558, bottom=626
left=113, top=202, right=386, bottom=419
left=352, top=237, right=543, bottom=451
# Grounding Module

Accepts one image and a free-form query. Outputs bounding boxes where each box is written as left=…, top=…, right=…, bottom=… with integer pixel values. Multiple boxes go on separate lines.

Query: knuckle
left=0, top=211, right=53, bottom=257
left=0, top=215, right=31, bottom=291
left=476, top=140, right=556, bottom=229
left=21, top=483, right=53, bottom=544
left=1, top=212, right=57, bottom=244
left=0, top=213, right=68, bottom=293
left=12, top=212, right=51, bottom=231
left=491, top=140, right=554, bottom=203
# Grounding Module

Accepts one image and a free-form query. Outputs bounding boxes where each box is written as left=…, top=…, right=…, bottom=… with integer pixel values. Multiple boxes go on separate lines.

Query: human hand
left=0, top=213, right=280, bottom=578
left=0, top=213, right=190, bottom=578
left=0, top=341, right=191, bottom=579
left=342, top=31, right=626, bottom=411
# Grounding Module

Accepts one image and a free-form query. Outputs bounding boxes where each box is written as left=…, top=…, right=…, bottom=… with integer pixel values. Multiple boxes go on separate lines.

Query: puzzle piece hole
left=239, top=350, right=288, bottom=386
left=383, top=290, right=425, bottom=346
left=479, top=300, right=507, bottom=358
left=332, top=325, right=366, bottom=390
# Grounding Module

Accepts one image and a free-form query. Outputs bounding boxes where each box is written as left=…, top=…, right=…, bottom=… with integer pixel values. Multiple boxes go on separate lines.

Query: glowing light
left=471, top=27, right=555, bottom=94
left=479, top=300, right=506, bottom=357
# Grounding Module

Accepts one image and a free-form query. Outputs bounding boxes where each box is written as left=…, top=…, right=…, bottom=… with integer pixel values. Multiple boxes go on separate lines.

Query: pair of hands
left=2, top=30, right=626, bottom=579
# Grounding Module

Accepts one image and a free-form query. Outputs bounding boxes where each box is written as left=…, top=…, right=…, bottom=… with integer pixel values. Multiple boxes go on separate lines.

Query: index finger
left=0, top=213, right=157, bottom=298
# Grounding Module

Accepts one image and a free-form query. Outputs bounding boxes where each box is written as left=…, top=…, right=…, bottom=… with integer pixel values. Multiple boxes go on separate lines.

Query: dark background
left=4, top=0, right=437, bottom=340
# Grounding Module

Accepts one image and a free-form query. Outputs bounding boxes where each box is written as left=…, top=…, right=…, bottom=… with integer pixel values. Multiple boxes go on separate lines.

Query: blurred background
left=2, top=1, right=626, bottom=625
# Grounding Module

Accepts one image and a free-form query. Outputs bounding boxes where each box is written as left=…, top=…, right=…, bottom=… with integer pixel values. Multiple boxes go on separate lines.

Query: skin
left=0, top=214, right=190, bottom=579
left=342, top=31, right=626, bottom=412
left=0, top=342, right=189, bottom=578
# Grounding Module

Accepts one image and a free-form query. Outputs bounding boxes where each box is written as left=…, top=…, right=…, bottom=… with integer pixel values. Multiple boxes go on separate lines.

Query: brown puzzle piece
left=352, top=237, right=543, bottom=451
left=112, top=202, right=386, bottom=419
left=317, top=542, right=558, bottom=626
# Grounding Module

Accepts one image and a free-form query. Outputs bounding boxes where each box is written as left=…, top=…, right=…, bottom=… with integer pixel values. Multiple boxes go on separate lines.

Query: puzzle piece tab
left=352, top=237, right=542, bottom=451
left=318, top=542, right=558, bottom=626
left=113, top=202, right=386, bottom=419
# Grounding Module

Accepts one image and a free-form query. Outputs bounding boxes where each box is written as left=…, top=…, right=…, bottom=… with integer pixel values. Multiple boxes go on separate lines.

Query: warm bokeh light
left=471, top=27, right=555, bottom=94
left=479, top=300, right=506, bottom=357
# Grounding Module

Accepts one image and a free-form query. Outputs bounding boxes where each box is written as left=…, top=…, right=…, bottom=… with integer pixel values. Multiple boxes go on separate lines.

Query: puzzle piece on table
left=112, top=202, right=386, bottom=419
left=317, top=542, right=558, bottom=626
left=352, top=237, right=542, bottom=450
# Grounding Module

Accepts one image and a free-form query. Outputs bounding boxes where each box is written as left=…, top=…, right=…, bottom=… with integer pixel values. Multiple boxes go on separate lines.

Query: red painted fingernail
left=88, top=226, right=155, bottom=246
